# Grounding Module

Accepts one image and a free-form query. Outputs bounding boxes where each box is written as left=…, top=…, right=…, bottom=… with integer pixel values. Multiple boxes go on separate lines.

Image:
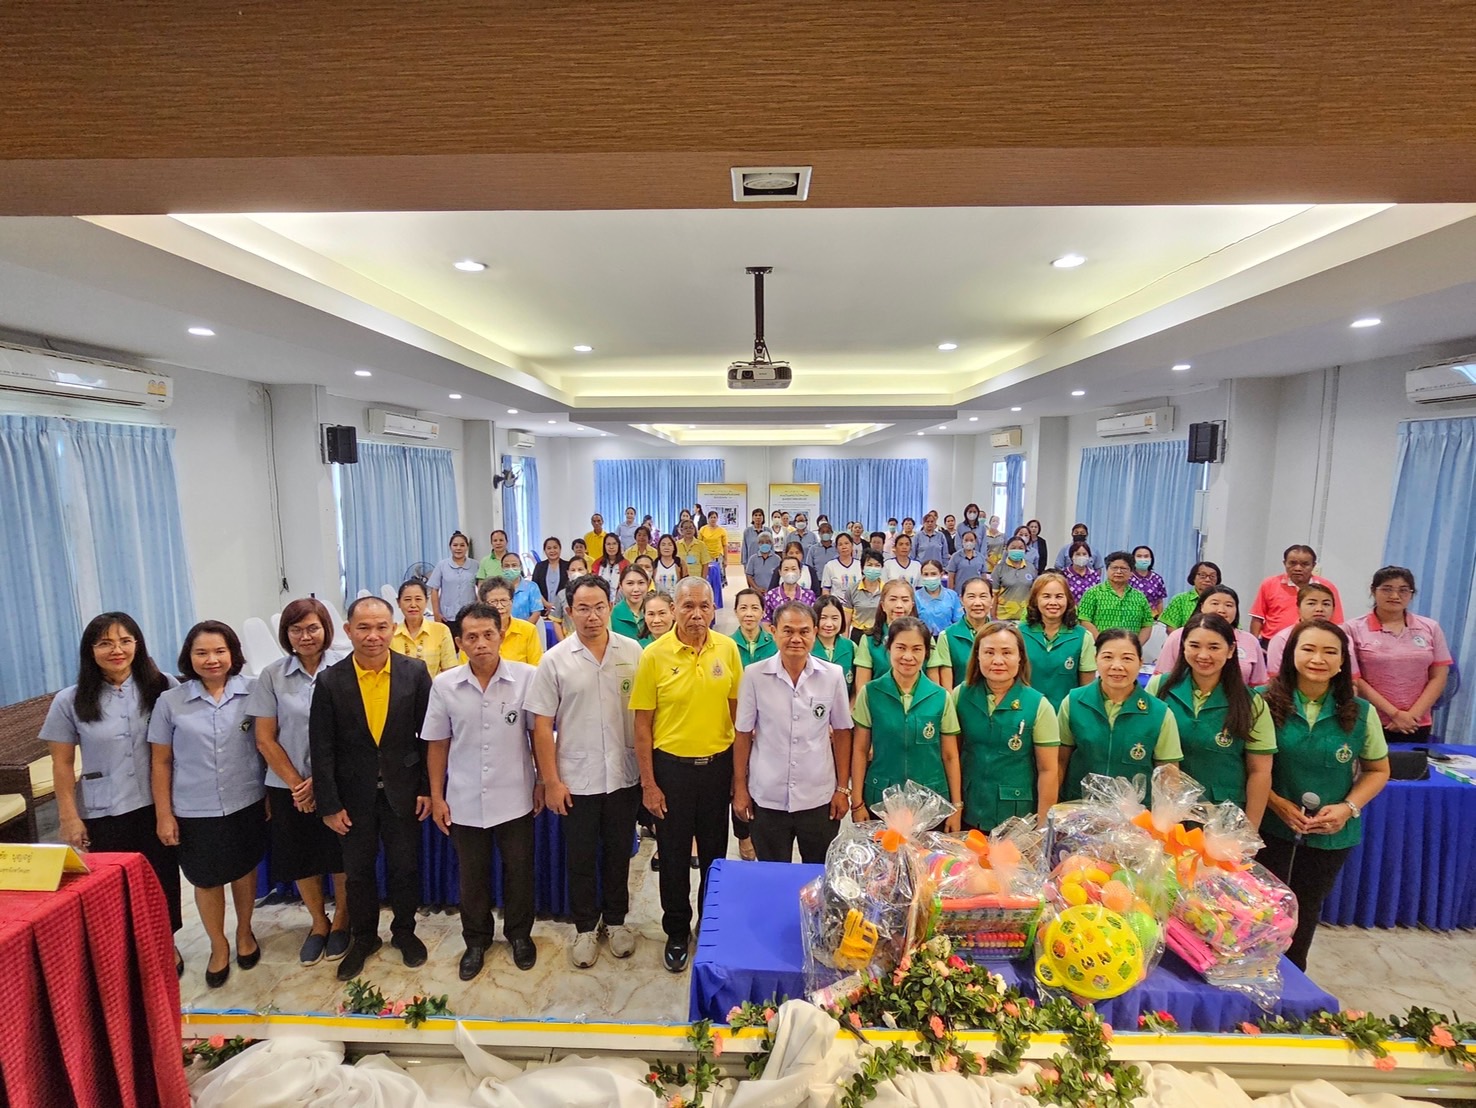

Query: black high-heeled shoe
left=175, top=946, right=184, bottom=978
left=236, top=932, right=261, bottom=970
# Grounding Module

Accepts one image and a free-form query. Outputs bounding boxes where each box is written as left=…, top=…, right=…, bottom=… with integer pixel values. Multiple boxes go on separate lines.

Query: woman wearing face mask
left=1257, top=619, right=1391, bottom=970
left=849, top=617, right=962, bottom=829
left=593, top=533, right=628, bottom=590
left=764, top=555, right=817, bottom=624
left=946, top=528, right=986, bottom=592
left=812, top=596, right=856, bottom=693
left=427, top=531, right=478, bottom=624
left=610, top=565, right=650, bottom=640
left=549, top=557, right=589, bottom=640
left=390, top=579, right=459, bottom=676
left=985, top=515, right=1006, bottom=573
left=915, top=559, right=963, bottom=636
left=1128, top=546, right=1168, bottom=616
left=1147, top=613, right=1276, bottom=824
left=1025, top=520, right=1049, bottom=575
left=937, top=577, right=996, bottom=691
left=959, top=503, right=984, bottom=544
left=992, top=537, right=1038, bottom=621
left=651, top=533, right=685, bottom=596
left=1057, top=629, right=1182, bottom=804
left=1062, top=541, right=1100, bottom=603
left=1344, top=566, right=1452, bottom=745
left=475, top=577, right=545, bottom=665
left=768, top=540, right=814, bottom=591
left=951, top=622, right=1060, bottom=830
left=1076, top=551, right=1154, bottom=643
left=500, top=552, right=544, bottom=625
left=1159, top=562, right=1222, bottom=630
left=846, top=550, right=887, bottom=641
left=1155, top=585, right=1267, bottom=686
left=732, top=588, right=777, bottom=667
left=745, top=531, right=781, bottom=593
left=637, top=590, right=675, bottom=647
left=1020, top=574, right=1097, bottom=708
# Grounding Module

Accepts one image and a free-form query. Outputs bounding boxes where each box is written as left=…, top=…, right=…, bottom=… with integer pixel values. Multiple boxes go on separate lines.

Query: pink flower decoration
left=711, top=1031, right=725, bottom=1057
left=1003, top=1001, right=1020, bottom=1018
left=940, top=1052, right=959, bottom=1072
left=1101, top=1022, right=1114, bottom=1041
left=1344, top=1009, right=1367, bottom=1020
left=726, top=1006, right=742, bottom=1024
left=1462, top=1060, right=1474, bottom=1073
left=763, top=1006, right=777, bottom=1024
left=207, top=1035, right=227, bottom=1049
left=1430, top=1026, right=1457, bottom=1049
left=899, top=954, right=912, bottom=973
left=929, top=1014, right=946, bottom=1037
left=948, top=955, right=967, bottom=971
left=892, top=969, right=906, bottom=987
left=1373, top=1056, right=1397, bottom=1072
left=1240, top=1022, right=1262, bottom=1036
left=1038, top=1066, right=1060, bottom=1082
left=848, top=1011, right=863, bottom=1030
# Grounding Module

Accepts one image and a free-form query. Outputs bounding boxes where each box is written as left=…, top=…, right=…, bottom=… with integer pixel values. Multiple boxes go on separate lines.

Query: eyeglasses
left=287, top=625, right=324, bottom=638
left=94, top=637, right=136, bottom=650
left=1375, top=586, right=1414, bottom=597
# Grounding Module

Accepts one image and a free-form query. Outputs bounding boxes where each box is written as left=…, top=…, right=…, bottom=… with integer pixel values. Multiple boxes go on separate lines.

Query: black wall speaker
left=324, top=424, right=359, bottom=464
left=1187, top=421, right=1221, bottom=464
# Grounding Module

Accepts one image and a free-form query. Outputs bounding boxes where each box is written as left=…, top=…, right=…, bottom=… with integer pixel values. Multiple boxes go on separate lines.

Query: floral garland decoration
left=1251, top=1006, right=1476, bottom=1073
left=642, top=1019, right=725, bottom=1108
left=182, top=1035, right=255, bottom=1072
left=340, top=978, right=452, bottom=1028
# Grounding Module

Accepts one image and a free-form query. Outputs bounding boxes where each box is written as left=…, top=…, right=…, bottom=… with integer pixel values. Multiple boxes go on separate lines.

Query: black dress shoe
left=458, top=946, right=485, bottom=981
left=205, top=960, right=230, bottom=989
left=236, top=932, right=261, bottom=970
left=650, top=853, right=660, bottom=871
left=392, top=933, right=428, bottom=968
left=336, top=935, right=383, bottom=981
left=663, top=936, right=689, bottom=974
left=509, top=937, right=537, bottom=971
left=175, top=947, right=184, bottom=978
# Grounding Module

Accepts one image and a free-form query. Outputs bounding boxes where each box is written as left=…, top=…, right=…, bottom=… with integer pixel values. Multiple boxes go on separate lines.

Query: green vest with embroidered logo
left=610, top=599, right=641, bottom=641
left=1062, top=682, right=1168, bottom=804
left=1020, top=622, right=1088, bottom=709
left=862, top=633, right=891, bottom=684
left=735, top=628, right=777, bottom=668
left=941, top=620, right=979, bottom=686
left=1260, top=692, right=1374, bottom=850
left=954, top=681, right=1042, bottom=832
left=862, top=672, right=949, bottom=808
left=812, top=635, right=856, bottom=691
left=1155, top=677, right=1247, bottom=806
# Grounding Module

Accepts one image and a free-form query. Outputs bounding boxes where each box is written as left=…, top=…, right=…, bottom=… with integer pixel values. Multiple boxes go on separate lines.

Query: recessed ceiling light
left=1052, top=254, right=1087, bottom=269
left=938, top=424, right=948, bottom=430
left=187, top=326, right=215, bottom=337
left=547, top=419, right=557, bottom=424
left=916, top=431, right=925, bottom=436
left=354, top=369, right=372, bottom=377
left=1351, top=317, right=1381, bottom=328
left=507, top=408, right=519, bottom=415
left=453, top=260, right=486, bottom=272
left=573, top=344, right=593, bottom=353
left=937, top=342, right=958, bottom=351
left=1172, top=363, right=1192, bottom=371
left=1010, top=406, right=1022, bottom=412
left=448, top=393, right=462, bottom=400
left=1071, top=389, right=1086, bottom=397
left=968, top=416, right=979, bottom=422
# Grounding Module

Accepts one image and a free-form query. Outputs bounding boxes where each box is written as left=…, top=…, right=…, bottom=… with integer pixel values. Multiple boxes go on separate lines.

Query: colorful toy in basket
left=919, top=817, right=1047, bottom=960
left=1035, top=903, right=1146, bottom=1000
left=798, top=782, right=955, bottom=997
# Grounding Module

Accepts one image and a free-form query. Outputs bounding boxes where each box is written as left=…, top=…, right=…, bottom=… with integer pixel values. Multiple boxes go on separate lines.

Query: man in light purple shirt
left=732, top=600, right=854, bottom=863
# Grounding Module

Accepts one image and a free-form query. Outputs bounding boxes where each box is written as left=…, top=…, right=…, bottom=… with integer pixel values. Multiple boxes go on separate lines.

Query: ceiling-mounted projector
left=728, top=266, right=792, bottom=390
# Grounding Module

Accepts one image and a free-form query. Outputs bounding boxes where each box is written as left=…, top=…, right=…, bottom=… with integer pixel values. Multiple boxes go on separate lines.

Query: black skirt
left=265, top=786, right=345, bottom=883
left=177, top=797, right=268, bottom=888
left=86, top=803, right=183, bottom=933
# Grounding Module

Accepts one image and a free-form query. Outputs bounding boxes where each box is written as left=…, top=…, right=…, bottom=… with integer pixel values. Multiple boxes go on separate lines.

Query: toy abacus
left=928, top=893, right=1043, bottom=960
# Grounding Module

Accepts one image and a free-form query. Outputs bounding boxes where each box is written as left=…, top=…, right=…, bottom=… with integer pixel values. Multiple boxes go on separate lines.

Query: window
left=992, top=459, right=1008, bottom=523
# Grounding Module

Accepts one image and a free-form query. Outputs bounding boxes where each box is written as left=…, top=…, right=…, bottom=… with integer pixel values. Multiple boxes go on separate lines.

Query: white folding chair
left=240, top=617, right=286, bottom=677
left=355, top=588, right=372, bottom=599
left=269, top=612, right=281, bottom=637
left=379, top=584, right=397, bottom=607
left=1140, top=621, right=1168, bottom=667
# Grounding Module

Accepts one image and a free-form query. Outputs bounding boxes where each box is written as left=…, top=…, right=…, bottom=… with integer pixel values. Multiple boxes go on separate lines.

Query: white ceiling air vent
left=730, top=166, right=813, bottom=202
left=990, top=426, right=1023, bottom=448
left=507, top=430, right=536, bottom=451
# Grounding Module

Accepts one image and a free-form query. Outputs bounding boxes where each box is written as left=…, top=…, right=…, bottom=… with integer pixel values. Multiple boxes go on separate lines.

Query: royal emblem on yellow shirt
left=1215, top=729, right=1233, bottom=748
left=1008, top=735, right=1023, bottom=751
left=1336, top=743, right=1354, bottom=763
left=711, top=663, right=724, bottom=678
left=922, top=721, right=937, bottom=740
left=1064, top=657, right=1076, bottom=670
left=1129, top=742, right=1147, bottom=761
left=504, top=710, right=519, bottom=725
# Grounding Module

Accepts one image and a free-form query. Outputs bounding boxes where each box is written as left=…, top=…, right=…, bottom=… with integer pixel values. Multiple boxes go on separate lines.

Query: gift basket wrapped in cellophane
left=914, top=817, right=1047, bottom=961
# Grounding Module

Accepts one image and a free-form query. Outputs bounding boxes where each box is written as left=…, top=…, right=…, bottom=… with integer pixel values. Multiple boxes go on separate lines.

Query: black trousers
left=563, top=785, right=640, bottom=933
left=451, top=812, right=534, bottom=946
left=1383, top=724, right=1432, bottom=746
left=88, top=804, right=183, bottom=933
left=1258, top=835, right=1353, bottom=971
left=749, top=802, right=839, bottom=864
left=340, top=790, right=420, bottom=942
left=652, top=748, right=732, bottom=941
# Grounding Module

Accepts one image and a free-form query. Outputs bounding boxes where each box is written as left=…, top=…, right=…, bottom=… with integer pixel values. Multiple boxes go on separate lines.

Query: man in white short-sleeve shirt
left=423, top=604, right=541, bottom=981
left=527, top=574, right=644, bottom=968
left=732, top=600, right=854, bottom=863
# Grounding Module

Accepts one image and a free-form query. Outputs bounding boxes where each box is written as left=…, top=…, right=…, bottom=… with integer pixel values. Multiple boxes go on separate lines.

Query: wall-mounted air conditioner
left=1406, top=357, right=1476, bottom=405
left=0, top=341, right=173, bottom=409
left=1096, top=406, right=1174, bottom=438
left=990, top=426, right=1023, bottom=448
left=506, top=430, right=536, bottom=451
left=367, top=408, right=440, bottom=440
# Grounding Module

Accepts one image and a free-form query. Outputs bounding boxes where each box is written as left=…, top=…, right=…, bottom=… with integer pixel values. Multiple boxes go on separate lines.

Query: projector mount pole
left=747, top=266, right=772, bottom=362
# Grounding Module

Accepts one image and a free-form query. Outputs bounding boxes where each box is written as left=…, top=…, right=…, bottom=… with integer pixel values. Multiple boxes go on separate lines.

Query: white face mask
left=781, top=571, right=800, bottom=585
left=1073, top=554, right=1091, bottom=567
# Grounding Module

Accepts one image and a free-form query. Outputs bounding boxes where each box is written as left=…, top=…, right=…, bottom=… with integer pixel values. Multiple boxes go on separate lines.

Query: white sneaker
left=571, top=930, right=600, bottom=968
left=606, top=923, right=639, bottom=959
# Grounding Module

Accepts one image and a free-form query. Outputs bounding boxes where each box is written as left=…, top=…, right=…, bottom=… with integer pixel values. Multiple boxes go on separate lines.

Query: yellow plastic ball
left=1034, top=904, right=1145, bottom=1000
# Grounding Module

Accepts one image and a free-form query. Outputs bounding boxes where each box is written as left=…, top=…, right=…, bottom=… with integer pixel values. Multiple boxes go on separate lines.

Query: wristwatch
left=1345, top=799, right=1362, bottom=819
left=835, top=786, right=851, bottom=796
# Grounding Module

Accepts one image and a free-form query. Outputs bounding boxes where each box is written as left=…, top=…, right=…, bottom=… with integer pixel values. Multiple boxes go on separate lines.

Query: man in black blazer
left=531, top=536, right=571, bottom=613
left=310, top=596, right=433, bottom=981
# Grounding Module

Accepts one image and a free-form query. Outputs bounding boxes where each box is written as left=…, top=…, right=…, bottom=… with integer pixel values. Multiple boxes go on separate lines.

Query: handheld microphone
left=1295, top=791, right=1322, bottom=843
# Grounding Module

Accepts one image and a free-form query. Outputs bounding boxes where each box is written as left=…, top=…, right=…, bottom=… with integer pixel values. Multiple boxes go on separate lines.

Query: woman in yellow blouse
left=389, top=579, right=457, bottom=676
left=474, top=576, right=545, bottom=665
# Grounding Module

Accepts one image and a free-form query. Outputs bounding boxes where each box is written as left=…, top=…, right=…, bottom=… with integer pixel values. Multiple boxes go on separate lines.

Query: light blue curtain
left=61, top=421, right=195, bottom=659
left=1075, top=439, right=1201, bottom=591
left=792, top=458, right=926, bottom=527
left=1004, top=453, right=1026, bottom=533
left=500, top=453, right=542, bottom=558
left=338, top=441, right=459, bottom=598
left=1383, top=417, right=1476, bottom=735
left=0, top=416, right=81, bottom=704
left=594, top=458, right=723, bottom=535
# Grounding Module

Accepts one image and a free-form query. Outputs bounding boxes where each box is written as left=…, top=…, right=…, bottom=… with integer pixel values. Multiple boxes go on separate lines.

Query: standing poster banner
left=768, top=483, right=822, bottom=527
left=697, top=482, right=747, bottom=563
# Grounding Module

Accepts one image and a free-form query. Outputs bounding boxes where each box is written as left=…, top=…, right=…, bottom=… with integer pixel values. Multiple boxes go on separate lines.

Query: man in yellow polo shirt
left=631, top=576, right=741, bottom=973
left=583, top=513, right=608, bottom=561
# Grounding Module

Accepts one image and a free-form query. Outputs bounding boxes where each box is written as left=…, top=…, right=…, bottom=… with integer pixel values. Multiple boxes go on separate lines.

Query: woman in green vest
left=732, top=588, right=777, bottom=667
left=849, top=617, right=962, bottom=830
left=1147, top=612, right=1275, bottom=824
left=853, top=580, right=946, bottom=694
left=936, top=576, right=995, bottom=691
left=1256, top=619, right=1390, bottom=970
left=636, top=590, right=674, bottom=648
left=812, top=595, right=856, bottom=692
left=609, top=565, right=649, bottom=640
left=951, top=622, right=1060, bottom=831
left=1019, top=574, right=1096, bottom=709
left=1058, top=629, right=1182, bottom=803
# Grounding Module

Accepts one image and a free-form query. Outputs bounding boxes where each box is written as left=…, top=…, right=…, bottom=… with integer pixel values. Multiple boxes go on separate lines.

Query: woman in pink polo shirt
left=1344, top=566, right=1452, bottom=745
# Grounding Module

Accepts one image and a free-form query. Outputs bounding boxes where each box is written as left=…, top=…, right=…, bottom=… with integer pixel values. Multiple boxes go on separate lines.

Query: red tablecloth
left=0, top=852, right=189, bottom=1108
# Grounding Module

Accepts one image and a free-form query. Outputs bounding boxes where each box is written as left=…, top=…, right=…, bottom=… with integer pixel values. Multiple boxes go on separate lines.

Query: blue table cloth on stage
left=1321, top=742, right=1476, bottom=930
left=691, top=860, right=1340, bottom=1032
